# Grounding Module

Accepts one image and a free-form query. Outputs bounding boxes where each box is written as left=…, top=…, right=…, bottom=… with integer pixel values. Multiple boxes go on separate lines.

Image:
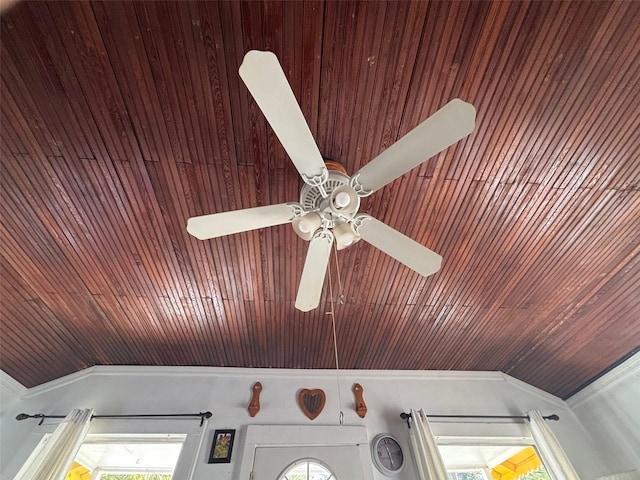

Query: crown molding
left=87, top=365, right=503, bottom=381
left=23, top=365, right=504, bottom=397
left=501, top=372, right=568, bottom=409
left=22, top=367, right=96, bottom=399
left=566, top=352, right=640, bottom=408
left=1, top=369, right=28, bottom=417
left=0, top=369, right=27, bottom=401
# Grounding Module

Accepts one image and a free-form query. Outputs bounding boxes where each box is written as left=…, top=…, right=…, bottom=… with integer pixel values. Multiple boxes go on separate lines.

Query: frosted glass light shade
left=334, top=222, right=361, bottom=250
left=292, top=212, right=323, bottom=241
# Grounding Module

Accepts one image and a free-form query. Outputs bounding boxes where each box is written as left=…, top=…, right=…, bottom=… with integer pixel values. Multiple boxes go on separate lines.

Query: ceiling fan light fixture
left=330, top=185, right=360, bottom=215
left=292, top=211, right=323, bottom=241
left=334, top=221, right=361, bottom=250
left=335, top=191, right=351, bottom=208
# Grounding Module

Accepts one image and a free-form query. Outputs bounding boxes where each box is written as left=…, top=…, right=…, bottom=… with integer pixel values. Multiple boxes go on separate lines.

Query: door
left=252, top=445, right=365, bottom=480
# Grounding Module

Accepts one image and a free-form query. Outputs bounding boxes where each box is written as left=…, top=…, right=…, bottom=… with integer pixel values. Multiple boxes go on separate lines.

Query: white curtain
left=14, top=408, right=94, bottom=480
left=408, top=409, right=449, bottom=480
left=526, top=409, right=580, bottom=480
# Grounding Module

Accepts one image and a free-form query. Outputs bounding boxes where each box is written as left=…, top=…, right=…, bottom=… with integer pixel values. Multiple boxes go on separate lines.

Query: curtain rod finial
left=545, top=414, right=560, bottom=421
left=16, top=413, right=30, bottom=421
left=400, top=411, right=412, bottom=428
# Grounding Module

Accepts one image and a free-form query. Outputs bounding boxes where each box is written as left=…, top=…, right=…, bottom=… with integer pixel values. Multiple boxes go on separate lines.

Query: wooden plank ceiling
left=0, top=1, right=638, bottom=398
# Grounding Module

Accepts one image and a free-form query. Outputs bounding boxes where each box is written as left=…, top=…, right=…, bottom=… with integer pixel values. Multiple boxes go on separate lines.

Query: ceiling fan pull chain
left=332, top=241, right=345, bottom=304
left=327, top=258, right=345, bottom=426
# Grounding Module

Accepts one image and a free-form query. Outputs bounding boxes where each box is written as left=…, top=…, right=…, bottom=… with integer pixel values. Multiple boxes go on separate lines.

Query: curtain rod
left=400, top=411, right=559, bottom=427
left=16, top=411, right=212, bottom=427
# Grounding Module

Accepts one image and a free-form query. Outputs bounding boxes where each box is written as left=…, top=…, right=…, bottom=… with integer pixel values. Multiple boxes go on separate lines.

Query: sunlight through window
left=279, top=460, right=336, bottom=480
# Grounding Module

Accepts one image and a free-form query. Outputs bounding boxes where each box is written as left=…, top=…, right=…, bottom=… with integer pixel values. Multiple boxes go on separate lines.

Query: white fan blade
left=239, top=50, right=326, bottom=183
left=295, top=230, right=334, bottom=312
left=355, top=215, right=442, bottom=277
left=350, top=99, right=475, bottom=196
left=187, top=203, right=298, bottom=240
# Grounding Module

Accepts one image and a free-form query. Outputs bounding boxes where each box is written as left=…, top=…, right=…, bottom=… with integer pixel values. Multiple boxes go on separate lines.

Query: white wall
left=567, top=352, right=640, bottom=476
left=0, top=367, right=610, bottom=480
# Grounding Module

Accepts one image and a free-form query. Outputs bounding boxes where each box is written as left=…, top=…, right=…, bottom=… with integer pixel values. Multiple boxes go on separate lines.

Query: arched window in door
left=278, top=459, right=336, bottom=480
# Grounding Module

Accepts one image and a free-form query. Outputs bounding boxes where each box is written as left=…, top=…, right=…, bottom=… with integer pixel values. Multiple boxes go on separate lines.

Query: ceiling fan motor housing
left=299, top=160, right=360, bottom=216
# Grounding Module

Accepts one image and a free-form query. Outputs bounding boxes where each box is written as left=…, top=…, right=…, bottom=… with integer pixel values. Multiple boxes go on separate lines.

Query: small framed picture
left=208, top=429, right=235, bottom=464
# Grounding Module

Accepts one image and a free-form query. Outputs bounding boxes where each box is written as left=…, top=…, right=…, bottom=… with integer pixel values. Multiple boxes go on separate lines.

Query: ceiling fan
left=187, top=50, right=476, bottom=311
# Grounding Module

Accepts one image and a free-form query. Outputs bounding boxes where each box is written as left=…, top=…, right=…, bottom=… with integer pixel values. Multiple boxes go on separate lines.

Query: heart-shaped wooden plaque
left=298, top=388, right=326, bottom=420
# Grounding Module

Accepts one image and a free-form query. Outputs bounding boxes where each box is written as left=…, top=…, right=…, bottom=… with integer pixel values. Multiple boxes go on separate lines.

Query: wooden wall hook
left=352, top=383, right=367, bottom=418
left=248, top=382, right=262, bottom=417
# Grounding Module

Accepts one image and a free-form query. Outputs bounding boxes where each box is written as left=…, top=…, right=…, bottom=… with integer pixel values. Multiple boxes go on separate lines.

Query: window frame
left=71, top=433, right=187, bottom=479
left=278, top=458, right=336, bottom=480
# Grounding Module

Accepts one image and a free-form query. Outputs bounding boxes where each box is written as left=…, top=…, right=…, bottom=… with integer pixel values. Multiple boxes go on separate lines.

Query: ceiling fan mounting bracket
left=349, top=173, right=373, bottom=197
left=286, top=202, right=305, bottom=219
left=312, top=229, right=334, bottom=244
left=301, top=167, right=329, bottom=194
left=351, top=214, right=369, bottom=234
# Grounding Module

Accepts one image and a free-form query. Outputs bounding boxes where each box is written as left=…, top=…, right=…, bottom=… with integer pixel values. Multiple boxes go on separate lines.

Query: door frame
left=235, top=425, right=373, bottom=480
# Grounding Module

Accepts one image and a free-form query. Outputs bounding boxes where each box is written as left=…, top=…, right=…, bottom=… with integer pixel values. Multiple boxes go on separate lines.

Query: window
left=448, top=471, right=488, bottom=480
left=438, top=444, right=550, bottom=480
left=99, top=475, right=172, bottom=480
left=490, top=446, right=550, bottom=480
left=278, top=459, right=336, bottom=480
left=66, top=434, right=185, bottom=480
left=513, top=466, right=550, bottom=480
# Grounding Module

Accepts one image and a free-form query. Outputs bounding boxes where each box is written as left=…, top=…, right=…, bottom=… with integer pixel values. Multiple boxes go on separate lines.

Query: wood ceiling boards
left=0, top=0, right=639, bottom=398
